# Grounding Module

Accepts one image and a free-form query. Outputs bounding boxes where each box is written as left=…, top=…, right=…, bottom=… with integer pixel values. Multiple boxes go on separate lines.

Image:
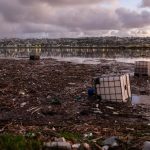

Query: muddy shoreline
left=0, top=58, right=150, bottom=149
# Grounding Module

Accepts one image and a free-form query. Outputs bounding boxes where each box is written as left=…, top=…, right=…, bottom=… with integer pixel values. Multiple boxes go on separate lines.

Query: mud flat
left=0, top=58, right=150, bottom=149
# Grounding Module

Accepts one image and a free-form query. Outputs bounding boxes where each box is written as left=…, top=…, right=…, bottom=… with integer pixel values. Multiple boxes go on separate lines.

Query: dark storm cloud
left=0, top=0, right=50, bottom=23
left=18, top=0, right=115, bottom=6
left=0, top=0, right=25, bottom=23
left=0, top=0, right=119, bottom=31
left=0, top=0, right=149, bottom=37
left=49, top=7, right=119, bottom=30
left=13, top=6, right=118, bottom=35
left=20, top=23, right=67, bottom=33
left=116, top=8, right=150, bottom=28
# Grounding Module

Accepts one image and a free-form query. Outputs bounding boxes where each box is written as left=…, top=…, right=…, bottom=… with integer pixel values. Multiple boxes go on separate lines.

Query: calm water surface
left=1, top=48, right=150, bottom=64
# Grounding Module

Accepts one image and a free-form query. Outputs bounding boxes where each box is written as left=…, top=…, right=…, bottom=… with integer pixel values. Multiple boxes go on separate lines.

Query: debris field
left=0, top=58, right=150, bottom=149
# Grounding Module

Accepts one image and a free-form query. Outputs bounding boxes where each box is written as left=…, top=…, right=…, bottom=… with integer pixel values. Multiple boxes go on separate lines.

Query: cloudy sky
left=0, top=0, right=150, bottom=38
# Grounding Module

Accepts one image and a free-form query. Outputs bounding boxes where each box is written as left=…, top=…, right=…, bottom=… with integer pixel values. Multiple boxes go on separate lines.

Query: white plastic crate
left=135, top=61, right=150, bottom=76
left=94, top=74, right=131, bottom=102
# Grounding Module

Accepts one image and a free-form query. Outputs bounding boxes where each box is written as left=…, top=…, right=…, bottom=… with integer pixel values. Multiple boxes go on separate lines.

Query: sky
left=0, top=0, right=150, bottom=38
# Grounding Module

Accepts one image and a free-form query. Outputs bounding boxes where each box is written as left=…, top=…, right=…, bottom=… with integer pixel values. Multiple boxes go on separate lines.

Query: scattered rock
left=93, top=110, right=103, bottom=114
left=54, top=137, right=66, bottom=142
left=113, top=112, right=119, bottom=115
left=96, top=104, right=99, bottom=108
left=82, top=143, right=91, bottom=150
left=68, top=83, right=76, bottom=86
left=52, top=127, right=56, bottom=131
left=106, top=106, right=114, bottom=110
left=126, top=127, right=134, bottom=131
left=47, top=95, right=52, bottom=99
left=84, top=133, right=93, bottom=139
left=19, top=90, right=26, bottom=96
left=102, top=145, right=109, bottom=150
left=72, top=143, right=81, bottom=150
left=44, top=141, right=71, bottom=150
left=20, top=102, right=27, bottom=108
left=103, top=136, right=119, bottom=147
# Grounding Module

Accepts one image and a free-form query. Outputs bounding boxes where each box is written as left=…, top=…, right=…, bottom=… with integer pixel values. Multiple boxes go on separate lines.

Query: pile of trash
left=0, top=58, right=150, bottom=149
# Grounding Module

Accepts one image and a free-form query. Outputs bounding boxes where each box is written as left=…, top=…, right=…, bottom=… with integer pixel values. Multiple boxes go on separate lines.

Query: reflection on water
left=0, top=47, right=150, bottom=58
left=41, top=48, right=150, bottom=58
left=50, top=56, right=102, bottom=64
left=132, top=95, right=150, bottom=105
left=108, top=58, right=150, bottom=64
left=1, top=48, right=150, bottom=64
left=51, top=56, right=150, bottom=64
